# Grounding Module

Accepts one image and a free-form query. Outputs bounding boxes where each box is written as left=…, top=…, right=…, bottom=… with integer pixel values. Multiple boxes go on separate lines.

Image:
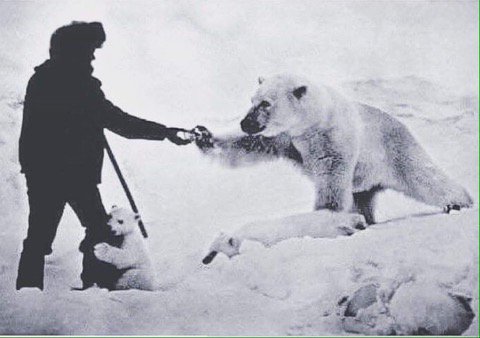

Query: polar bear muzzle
left=202, top=251, right=218, bottom=264
left=241, top=106, right=268, bottom=135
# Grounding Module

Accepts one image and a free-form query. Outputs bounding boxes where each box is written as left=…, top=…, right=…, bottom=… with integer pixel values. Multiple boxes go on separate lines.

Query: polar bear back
left=353, top=103, right=429, bottom=193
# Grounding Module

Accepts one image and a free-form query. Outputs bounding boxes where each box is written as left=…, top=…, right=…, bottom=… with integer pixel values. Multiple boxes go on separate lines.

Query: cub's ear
left=293, top=86, right=307, bottom=99
left=258, top=76, right=265, bottom=85
left=228, top=237, right=239, bottom=247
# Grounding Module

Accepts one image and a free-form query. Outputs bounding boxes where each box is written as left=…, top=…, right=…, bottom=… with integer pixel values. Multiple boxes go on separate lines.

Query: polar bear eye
left=259, top=101, right=271, bottom=108
left=118, top=219, right=124, bottom=224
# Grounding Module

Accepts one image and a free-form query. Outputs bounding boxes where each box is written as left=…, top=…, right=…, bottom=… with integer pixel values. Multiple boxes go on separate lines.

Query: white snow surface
left=0, top=2, right=478, bottom=335
left=0, top=76, right=477, bottom=335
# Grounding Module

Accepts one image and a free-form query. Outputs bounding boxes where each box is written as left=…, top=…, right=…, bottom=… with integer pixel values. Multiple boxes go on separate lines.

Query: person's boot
left=79, top=238, right=98, bottom=289
left=81, top=248, right=119, bottom=290
left=16, top=251, right=45, bottom=290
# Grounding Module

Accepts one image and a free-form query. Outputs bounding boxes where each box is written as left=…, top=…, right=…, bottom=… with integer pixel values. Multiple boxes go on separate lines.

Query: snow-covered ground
left=0, top=75, right=477, bottom=335
left=0, top=1, right=477, bottom=335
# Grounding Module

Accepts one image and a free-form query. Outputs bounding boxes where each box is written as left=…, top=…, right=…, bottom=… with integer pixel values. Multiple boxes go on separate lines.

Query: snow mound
left=342, top=75, right=478, bottom=121
left=342, top=281, right=475, bottom=335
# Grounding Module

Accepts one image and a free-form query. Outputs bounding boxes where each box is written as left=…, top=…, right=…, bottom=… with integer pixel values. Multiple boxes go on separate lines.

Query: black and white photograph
left=0, top=0, right=478, bottom=335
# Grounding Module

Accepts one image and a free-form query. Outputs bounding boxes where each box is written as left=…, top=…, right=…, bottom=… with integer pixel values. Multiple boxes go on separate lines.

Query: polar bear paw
left=351, top=214, right=367, bottom=230
left=444, top=204, right=461, bottom=215
left=94, top=242, right=114, bottom=263
left=193, top=125, right=214, bottom=149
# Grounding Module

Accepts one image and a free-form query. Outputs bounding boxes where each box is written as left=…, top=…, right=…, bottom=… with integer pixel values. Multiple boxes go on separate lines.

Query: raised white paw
left=94, top=242, right=112, bottom=262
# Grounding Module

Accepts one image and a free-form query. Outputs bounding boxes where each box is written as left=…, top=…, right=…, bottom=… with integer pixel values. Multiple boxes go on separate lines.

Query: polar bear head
left=202, top=232, right=242, bottom=264
left=240, top=74, right=320, bottom=137
left=107, top=205, right=140, bottom=236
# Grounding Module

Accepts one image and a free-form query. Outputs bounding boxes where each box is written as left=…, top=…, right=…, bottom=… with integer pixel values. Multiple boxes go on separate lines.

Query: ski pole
left=104, top=137, right=148, bottom=238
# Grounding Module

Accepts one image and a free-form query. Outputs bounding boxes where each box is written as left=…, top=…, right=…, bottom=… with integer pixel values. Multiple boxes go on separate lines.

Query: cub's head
left=107, top=205, right=140, bottom=236
left=240, top=74, right=310, bottom=137
left=202, top=232, right=242, bottom=264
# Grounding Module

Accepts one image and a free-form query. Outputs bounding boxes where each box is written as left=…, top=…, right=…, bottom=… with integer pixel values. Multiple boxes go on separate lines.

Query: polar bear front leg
left=313, top=158, right=355, bottom=212
left=314, top=177, right=353, bottom=211
left=193, top=126, right=289, bottom=167
left=94, top=243, right=136, bottom=269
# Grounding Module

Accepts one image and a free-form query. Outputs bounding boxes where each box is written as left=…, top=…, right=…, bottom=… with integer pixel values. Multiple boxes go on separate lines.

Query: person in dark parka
left=17, top=21, right=192, bottom=290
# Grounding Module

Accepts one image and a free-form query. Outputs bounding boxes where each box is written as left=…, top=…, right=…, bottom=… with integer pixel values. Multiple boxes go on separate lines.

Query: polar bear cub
left=94, top=206, right=155, bottom=291
left=202, top=210, right=364, bottom=264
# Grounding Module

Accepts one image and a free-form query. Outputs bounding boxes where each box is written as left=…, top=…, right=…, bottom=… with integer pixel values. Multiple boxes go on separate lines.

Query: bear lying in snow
left=339, top=281, right=474, bottom=335
left=202, top=210, right=365, bottom=264
left=93, top=206, right=155, bottom=291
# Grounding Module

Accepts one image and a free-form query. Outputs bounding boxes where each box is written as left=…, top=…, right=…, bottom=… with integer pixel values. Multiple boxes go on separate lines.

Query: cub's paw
left=192, top=126, right=214, bottom=149
left=336, top=226, right=356, bottom=236
left=94, top=242, right=113, bottom=262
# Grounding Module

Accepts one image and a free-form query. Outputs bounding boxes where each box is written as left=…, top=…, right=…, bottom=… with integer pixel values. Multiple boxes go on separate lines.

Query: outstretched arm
left=101, top=100, right=168, bottom=140
left=91, top=78, right=191, bottom=145
left=193, top=126, right=303, bottom=167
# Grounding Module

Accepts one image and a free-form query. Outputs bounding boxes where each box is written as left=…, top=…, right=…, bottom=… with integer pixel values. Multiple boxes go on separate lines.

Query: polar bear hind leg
left=116, top=269, right=155, bottom=291
left=399, top=163, right=472, bottom=212
left=389, top=140, right=473, bottom=212
left=353, top=186, right=383, bottom=225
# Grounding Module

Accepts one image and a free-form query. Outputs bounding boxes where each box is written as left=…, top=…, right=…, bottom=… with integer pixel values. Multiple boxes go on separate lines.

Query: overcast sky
left=1, top=1, right=477, bottom=122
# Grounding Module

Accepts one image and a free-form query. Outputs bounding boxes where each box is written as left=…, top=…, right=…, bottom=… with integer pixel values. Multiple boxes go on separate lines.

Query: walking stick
left=104, top=137, right=148, bottom=238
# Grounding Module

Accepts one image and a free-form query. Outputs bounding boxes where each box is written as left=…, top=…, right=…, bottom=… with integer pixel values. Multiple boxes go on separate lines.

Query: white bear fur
left=203, top=210, right=365, bottom=263
left=94, top=206, right=155, bottom=291
left=196, top=74, right=473, bottom=224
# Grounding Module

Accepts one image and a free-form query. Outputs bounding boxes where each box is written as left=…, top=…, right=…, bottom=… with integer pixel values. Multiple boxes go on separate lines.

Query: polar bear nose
left=202, top=251, right=218, bottom=264
left=241, top=116, right=265, bottom=134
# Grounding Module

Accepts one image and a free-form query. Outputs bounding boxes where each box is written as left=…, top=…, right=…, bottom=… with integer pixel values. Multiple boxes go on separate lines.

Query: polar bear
left=93, top=206, right=155, bottom=291
left=194, top=74, right=473, bottom=224
left=202, top=210, right=363, bottom=264
left=341, top=282, right=474, bottom=335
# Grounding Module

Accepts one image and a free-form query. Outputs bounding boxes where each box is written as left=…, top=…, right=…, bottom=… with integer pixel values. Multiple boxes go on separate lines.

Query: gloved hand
left=165, top=127, right=195, bottom=145
left=192, top=125, right=214, bottom=148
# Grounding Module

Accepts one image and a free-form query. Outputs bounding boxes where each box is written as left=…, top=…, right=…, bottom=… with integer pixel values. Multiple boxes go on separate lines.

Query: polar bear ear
left=258, top=76, right=265, bottom=85
left=293, top=86, right=307, bottom=99
left=228, top=237, right=239, bottom=247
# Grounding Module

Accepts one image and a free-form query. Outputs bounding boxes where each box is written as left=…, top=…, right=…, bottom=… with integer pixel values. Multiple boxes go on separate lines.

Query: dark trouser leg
left=17, top=179, right=66, bottom=290
left=68, top=185, right=112, bottom=289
